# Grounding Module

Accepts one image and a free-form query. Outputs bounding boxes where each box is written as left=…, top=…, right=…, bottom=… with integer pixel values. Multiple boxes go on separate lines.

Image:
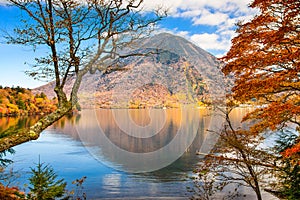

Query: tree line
left=0, top=86, right=57, bottom=117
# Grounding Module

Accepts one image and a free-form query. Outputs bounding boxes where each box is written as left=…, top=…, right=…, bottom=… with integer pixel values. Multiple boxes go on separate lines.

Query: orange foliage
left=222, top=0, right=300, bottom=157
left=0, top=184, right=25, bottom=200
left=0, top=87, right=57, bottom=116
left=282, top=141, right=300, bottom=158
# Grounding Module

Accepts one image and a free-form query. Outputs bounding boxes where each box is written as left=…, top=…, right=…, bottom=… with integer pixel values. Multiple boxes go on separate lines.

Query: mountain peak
left=141, top=33, right=215, bottom=62
left=34, top=32, right=226, bottom=108
left=152, top=32, right=179, bottom=39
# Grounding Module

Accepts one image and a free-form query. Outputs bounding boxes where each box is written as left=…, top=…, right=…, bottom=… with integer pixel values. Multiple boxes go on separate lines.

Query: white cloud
left=176, top=31, right=190, bottom=38
left=190, top=33, right=230, bottom=52
left=1, top=0, right=256, bottom=56
left=192, top=10, right=229, bottom=26
left=177, top=9, right=202, bottom=18
left=143, top=0, right=253, bottom=16
left=143, top=0, right=185, bottom=14
left=143, top=0, right=257, bottom=55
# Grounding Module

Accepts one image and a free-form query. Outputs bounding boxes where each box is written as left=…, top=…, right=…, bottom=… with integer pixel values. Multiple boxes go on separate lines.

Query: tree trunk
left=0, top=60, right=87, bottom=152
left=253, top=180, right=262, bottom=200
left=0, top=102, right=72, bottom=152
left=54, top=86, right=68, bottom=107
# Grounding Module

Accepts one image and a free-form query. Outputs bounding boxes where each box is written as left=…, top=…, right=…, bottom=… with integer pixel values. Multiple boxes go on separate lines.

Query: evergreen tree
left=40, top=92, right=47, bottom=99
left=274, top=132, right=300, bottom=199
left=16, top=99, right=26, bottom=110
left=0, top=149, right=15, bottom=169
left=28, top=161, right=66, bottom=200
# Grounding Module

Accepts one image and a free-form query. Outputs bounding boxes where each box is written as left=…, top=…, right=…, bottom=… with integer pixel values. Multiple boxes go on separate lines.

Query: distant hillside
left=0, top=86, right=57, bottom=116
left=34, top=33, right=227, bottom=108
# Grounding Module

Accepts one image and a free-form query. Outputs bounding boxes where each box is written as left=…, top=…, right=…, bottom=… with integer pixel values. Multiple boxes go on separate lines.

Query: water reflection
left=0, top=108, right=251, bottom=174
left=0, top=116, right=40, bottom=136
left=102, top=173, right=122, bottom=194
left=0, top=108, right=253, bottom=198
left=52, top=108, right=214, bottom=174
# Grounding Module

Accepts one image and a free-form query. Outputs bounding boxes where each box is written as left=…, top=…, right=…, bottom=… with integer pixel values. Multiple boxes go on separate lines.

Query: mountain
left=34, top=33, right=226, bottom=108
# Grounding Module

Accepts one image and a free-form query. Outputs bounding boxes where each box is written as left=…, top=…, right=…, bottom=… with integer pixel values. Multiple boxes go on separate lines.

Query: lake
left=1, top=108, right=251, bottom=199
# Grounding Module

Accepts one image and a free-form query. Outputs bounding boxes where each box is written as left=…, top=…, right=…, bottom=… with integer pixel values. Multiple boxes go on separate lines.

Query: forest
left=0, top=86, right=57, bottom=117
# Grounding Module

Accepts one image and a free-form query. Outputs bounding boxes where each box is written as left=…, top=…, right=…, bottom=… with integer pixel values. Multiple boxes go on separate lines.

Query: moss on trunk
left=0, top=102, right=72, bottom=152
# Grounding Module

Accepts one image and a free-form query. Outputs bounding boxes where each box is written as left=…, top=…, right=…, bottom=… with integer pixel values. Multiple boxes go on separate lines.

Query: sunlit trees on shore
left=0, top=86, right=57, bottom=117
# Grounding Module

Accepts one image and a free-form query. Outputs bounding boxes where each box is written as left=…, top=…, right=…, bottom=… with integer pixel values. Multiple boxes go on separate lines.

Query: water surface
left=2, top=108, right=251, bottom=199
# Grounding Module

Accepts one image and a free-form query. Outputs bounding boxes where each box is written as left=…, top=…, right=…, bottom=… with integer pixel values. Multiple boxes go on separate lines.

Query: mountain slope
left=34, top=33, right=225, bottom=108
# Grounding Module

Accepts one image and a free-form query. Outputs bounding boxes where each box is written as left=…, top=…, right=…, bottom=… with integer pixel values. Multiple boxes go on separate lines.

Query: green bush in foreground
left=27, top=161, right=66, bottom=200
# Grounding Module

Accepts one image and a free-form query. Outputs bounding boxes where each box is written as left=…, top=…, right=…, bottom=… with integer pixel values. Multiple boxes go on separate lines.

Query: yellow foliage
left=197, top=101, right=206, bottom=107
left=0, top=87, right=57, bottom=116
left=6, top=103, right=19, bottom=115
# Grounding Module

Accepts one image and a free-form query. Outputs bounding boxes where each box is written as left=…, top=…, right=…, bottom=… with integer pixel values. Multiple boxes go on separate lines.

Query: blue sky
left=0, top=0, right=256, bottom=88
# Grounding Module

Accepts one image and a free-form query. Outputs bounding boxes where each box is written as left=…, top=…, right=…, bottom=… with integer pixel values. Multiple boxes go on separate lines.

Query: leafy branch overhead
left=222, top=0, right=300, bottom=156
left=213, top=0, right=300, bottom=199
left=191, top=1, right=300, bottom=199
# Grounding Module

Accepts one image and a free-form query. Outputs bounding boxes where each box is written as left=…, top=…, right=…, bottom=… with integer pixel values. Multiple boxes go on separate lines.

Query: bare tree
left=190, top=106, right=279, bottom=200
left=0, top=0, right=166, bottom=151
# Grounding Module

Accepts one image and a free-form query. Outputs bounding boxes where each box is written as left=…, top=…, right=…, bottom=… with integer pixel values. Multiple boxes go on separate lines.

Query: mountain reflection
left=51, top=108, right=250, bottom=176
left=51, top=109, right=210, bottom=172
